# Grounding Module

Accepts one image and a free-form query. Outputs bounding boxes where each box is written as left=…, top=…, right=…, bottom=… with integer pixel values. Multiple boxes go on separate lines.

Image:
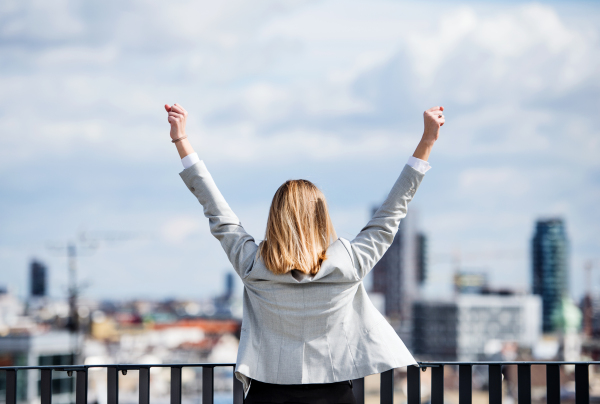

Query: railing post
left=202, top=366, right=214, bottom=404
left=488, top=365, right=502, bottom=404
left=459, top=365, right=472, bottom=404
left=546, top=364, right=560, bottom=404
left=431, top=366, right=444, bottom=404
left=139, top=368, right=150, bottom=404
left=352, top=377, right=365, bottom=404
left=41, top=368, right=53, bottom=404
left=6, top=369, right=16, bottom=404
left=518, top=364, right=531, bottom=404
left=233, top=371, right=244, bottom=404
left=575, top=364, right=589, bottom=404
left=107, top=367, right=118, bottom=404
left=380, top=369, right=394, bottom=404
left=76, top=369, right=88, bottom=404
left=170, top=367, right=182, bottom=404
left=407, top=366, right=420, bottom=404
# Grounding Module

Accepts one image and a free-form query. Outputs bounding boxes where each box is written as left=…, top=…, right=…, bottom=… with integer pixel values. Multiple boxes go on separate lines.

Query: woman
left=165, top=103, right=444, bottom=404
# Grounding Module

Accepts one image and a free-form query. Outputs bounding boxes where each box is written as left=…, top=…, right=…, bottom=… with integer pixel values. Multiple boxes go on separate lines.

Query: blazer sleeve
left=179, top=161, right=258, bottom=279
left=349, top=164, right=425, bottom=279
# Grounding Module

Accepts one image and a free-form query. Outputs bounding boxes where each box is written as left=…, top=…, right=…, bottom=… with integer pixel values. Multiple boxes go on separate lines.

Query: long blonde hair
left=259, top=179, right=337, bottom=275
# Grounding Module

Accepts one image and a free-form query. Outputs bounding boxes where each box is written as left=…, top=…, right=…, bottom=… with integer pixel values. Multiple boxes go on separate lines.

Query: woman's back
left=238, top=238, right=413, bottom=385
left=178, top=161, right=424, bottom=389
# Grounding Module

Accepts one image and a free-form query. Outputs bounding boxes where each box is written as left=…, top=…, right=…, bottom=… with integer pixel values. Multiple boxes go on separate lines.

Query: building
left=412, top=300, right=458, bottom=359
left=532, top=218, right=569, bottom=333
left=371, top=209, right=424, bottom=323
left=0, top=288, right=24, bottom=332
left=582, top=295, right=600, bottom=339
left=0, top=331, right=75, bottom=404
left=412, top=294, right=542, bottom=361
left=454, top=271, right=488, bottom=294
left=30, top=260, right=47, bottom=297
left=416, top=233, right=427, bottom=285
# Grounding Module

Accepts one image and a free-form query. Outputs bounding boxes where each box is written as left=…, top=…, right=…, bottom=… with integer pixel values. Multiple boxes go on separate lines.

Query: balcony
left=1, top=361, right=597, bottom=404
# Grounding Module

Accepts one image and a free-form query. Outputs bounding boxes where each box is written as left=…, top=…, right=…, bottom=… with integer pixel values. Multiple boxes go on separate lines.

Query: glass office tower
left=532, top=218, right=569, bottom=333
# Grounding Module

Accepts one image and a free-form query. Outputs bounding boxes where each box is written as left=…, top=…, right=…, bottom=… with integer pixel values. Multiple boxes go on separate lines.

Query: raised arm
left=348, top=106, right=444, bottom=279
left=166, top=104, right=258, bottom=279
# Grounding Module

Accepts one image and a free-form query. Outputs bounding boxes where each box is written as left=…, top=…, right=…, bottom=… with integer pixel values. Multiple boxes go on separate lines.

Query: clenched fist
left=411, top=106, right=445, bottom=161
left=165, top=103, right=188, bottom=141
left=422, top=106, right=445, bottom=144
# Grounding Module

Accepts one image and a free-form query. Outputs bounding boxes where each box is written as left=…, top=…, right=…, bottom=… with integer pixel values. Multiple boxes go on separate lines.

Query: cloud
left=162, top=216, right=200, bottom=244
left=0, top=0, right=85, bottom=42
left=459, top=167, right=529, bottom=197
left=355, top=4, right=599, bottom=109
left=0, top=0, right=599, bottom=299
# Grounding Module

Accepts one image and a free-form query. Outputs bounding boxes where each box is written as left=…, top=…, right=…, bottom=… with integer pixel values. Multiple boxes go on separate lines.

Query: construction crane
left=426, top=248, right=526, bottom=294
left=46, top=230, right=141, bottom=364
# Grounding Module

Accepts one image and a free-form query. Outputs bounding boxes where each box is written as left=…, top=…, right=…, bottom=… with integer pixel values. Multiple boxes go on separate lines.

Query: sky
left=0, top=0, right=599, bottom=302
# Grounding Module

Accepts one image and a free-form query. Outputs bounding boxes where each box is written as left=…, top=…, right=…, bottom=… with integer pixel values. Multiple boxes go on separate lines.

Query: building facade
left=370, top=209, right=424, bottom=323
left=532, top=218, right=569, bottom=333
left=412, top=295, right=542, bottom=361
left=0, top=332, right=75, bottom=404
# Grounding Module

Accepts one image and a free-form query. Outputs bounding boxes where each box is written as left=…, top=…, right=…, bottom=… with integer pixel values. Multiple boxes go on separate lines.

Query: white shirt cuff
left=407, top=156, right=431, bottom=174
left=181, top=153, right=200, bottom=169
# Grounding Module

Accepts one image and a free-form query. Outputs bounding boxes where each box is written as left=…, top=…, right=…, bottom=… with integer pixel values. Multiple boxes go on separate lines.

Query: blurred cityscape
left=0, top=209, right=598, bottom=404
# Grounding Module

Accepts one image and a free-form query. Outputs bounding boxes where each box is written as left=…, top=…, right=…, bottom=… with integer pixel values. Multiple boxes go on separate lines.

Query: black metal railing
left=1, top=361, right=598, bottom=404
left=1, top=363, right=244, bottom=404
left=410, top=361, right=597, bottom=404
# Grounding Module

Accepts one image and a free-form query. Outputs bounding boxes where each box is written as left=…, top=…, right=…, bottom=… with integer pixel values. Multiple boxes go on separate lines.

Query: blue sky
left=0, top=0, right=599, bottom=301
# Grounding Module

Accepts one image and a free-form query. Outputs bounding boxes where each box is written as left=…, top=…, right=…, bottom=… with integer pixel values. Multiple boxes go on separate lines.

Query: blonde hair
left=259, top=179, right=337, bottom=275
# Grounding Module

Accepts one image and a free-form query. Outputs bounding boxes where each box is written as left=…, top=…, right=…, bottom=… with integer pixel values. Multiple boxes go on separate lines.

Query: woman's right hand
left=165, top=103, right=188, bottom=141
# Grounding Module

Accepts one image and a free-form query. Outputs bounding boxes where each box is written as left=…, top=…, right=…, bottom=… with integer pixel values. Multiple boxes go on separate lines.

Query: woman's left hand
left=165, top=103, right=188, bottom=141
left=165, top=103, right=195, bottom=159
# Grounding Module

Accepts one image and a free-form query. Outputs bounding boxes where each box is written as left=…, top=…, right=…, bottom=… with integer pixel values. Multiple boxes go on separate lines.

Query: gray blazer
left=180, top=161, right=424, bottom=390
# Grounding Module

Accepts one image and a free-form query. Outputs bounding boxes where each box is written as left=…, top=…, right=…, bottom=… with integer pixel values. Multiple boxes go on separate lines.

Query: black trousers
left=244, top=379, right=357, bottom=404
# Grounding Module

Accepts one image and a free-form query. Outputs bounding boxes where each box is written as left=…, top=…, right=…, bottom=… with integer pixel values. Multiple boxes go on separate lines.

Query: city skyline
left=0, top=0, right=599, bottom=300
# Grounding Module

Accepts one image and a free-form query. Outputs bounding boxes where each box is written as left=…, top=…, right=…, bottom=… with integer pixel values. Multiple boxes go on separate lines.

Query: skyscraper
left=370, top=208, right=421, bottom=322
left=532, top=218, right=569, bottom=333
left=224, top=272, right=234, bottom=301
left=30, top=259, right=47, bottom=297
left=416, top=233, right=427, bottom=285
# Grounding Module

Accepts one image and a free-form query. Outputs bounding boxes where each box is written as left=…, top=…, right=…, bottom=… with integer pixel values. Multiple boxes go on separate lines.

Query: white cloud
left=0, top=0, right=599, bottom=299
left=162, top=216, right=200, bottom=244
left=406, top=7, right=478, bottom=81
left=0, top=0, right=85, bottom=41
left=36, top=46, right=119, bottom=68
left=459, top=167, right=529, bottom=197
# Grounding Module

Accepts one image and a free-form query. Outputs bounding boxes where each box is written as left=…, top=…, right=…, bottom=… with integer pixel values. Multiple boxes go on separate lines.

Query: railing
left=410, top=361, right=597, bottom=404
left=0, top=361, right=598, bottom=404
left=0, top=363, right=244, bottom=404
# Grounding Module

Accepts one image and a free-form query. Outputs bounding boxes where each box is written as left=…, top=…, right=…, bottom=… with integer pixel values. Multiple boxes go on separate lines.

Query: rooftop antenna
left=582, top=260, right=594, bottom=337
